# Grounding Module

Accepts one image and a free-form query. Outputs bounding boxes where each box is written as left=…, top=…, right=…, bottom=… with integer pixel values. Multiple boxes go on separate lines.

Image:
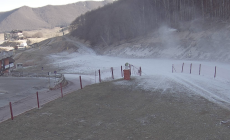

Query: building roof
left=10, top=30, right=23, bottom=33
left=0, top=51, right=14, bottom=60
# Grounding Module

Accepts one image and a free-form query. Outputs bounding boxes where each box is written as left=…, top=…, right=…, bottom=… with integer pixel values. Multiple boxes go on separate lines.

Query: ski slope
left=48, top=52, right=230, bottom=110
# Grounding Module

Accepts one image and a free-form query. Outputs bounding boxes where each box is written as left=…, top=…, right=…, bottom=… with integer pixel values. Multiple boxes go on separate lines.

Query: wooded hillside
left=70, top=0, right=230, bottom=46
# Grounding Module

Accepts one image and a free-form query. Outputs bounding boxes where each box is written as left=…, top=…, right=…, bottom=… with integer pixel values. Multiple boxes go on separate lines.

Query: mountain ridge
left=0, top=0, right=113, bottom=32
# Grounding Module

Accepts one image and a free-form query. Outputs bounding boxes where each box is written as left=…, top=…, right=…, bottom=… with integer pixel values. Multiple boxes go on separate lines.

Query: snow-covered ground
left=47, top=50, right=230, bottom=110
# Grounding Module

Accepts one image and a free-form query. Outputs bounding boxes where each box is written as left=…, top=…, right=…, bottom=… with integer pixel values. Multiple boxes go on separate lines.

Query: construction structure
left=0, top=51, right=15, bottom=75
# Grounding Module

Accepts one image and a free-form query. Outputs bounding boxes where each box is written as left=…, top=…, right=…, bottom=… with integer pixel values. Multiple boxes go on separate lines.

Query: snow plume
left=158, top=25, right=178, bottom=50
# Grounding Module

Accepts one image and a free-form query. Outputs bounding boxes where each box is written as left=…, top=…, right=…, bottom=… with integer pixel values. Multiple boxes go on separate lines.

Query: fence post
left=9, top=102, right=13, bottom=120
left=214, top=66, right=217, bottom=78
left=36, top=92, right=40, bottom=108
left=79, top=76, right=83, bottom=89
left=95, top=71, right=96, bottom=83
left=190, top=63, right=192, bottom=74
left=60, top=83, right=63, bottom=98
left=99, top=69, right=101, bottom=83
left=172, top=64, right=174, bottom=73
left=199, top=64, right=201, bottom=75
left=111, top=67, right=114, bottom=79
left=121, top=66, right=123, bottom=77
left=181, top=63, right=184, bottom=73
left=48, top=72, right=50, bottom=88
left=140, top=67, right=142, bottom=76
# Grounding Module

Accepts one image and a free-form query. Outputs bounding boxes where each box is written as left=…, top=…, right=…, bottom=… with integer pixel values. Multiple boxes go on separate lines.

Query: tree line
left=70, top=0, right=230, bottom=46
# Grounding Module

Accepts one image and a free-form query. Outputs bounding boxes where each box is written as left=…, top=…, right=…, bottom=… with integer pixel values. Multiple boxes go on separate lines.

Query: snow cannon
left=124, top=63, right=131, bottom=80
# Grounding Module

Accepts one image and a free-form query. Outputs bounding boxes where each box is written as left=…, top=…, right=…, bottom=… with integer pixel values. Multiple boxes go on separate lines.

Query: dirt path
left=0, top=79, right=230, bottom=140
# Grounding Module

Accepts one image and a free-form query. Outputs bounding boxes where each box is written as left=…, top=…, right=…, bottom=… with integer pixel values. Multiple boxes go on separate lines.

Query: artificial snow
left=47, top=49, right=230, bottom=110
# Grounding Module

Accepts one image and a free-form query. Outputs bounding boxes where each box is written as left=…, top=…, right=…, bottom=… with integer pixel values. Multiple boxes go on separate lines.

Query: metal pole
left=9, top=102, right=13, bottom=120
left=182, top=63, right=184, bottom=73
left=121, top=66, right=123, bottom=77
left=140, top=67, right=142, bottom=76
left=199, top=64, right=201, bottom=75
left=36, top=92, right=40, bottom=108
left=111, top=67, right=114, bottom=79
left=99, top=69, right=101, bottom=83
left=79, top=76, right=83, bottom=89
left=48, top=72, right=50, bottom=88
left=190, top=63, right=192, bottom=74
left=214, top=66, right=216, bottom=78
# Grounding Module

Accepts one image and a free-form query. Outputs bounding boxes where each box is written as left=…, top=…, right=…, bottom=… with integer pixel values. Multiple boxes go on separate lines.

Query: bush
left=23, top=32, right=31, bottom=38
left=32, top=32, right=43, bottom=38
left=26, top=39, right=32, bottom=45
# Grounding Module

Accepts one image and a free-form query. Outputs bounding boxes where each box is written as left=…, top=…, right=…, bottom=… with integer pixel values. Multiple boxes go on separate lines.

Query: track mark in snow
left=173, top=74, right=230, bottom=109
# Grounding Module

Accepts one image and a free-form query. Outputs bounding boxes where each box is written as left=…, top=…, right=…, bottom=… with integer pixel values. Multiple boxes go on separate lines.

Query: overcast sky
left=0, top=0, right=103, bottom=12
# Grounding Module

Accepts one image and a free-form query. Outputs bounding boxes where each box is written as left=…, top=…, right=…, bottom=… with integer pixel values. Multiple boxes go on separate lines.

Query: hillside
left=94, top=21, right=230, bottom=62
left=71, top=0, right=230, bottom=46
left=0, top=0, right=113, bottom=32
left=70, top=0, right=230, bottom=62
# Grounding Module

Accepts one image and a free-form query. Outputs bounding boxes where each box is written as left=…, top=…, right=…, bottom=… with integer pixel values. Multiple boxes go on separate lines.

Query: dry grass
left=0, top=80, right=230, bottom=140
left=23, top=27, right=64, bottom=38
left=25, top=27, right=69, bottom=45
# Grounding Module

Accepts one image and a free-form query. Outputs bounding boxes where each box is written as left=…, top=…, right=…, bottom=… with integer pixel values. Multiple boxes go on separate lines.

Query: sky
left=0, top=0, right=103, bottom=12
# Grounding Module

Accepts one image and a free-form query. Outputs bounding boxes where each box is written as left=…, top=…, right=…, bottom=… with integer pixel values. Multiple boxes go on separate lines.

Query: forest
left=70, top=0, right=230, bottom=46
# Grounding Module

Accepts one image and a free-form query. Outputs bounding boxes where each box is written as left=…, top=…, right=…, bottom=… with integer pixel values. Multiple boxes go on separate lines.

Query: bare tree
left=70, top=0, right=230, bottom=46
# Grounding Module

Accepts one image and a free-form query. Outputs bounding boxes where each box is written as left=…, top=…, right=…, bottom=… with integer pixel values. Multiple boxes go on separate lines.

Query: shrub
left=32, top=32, right=43, bottom=38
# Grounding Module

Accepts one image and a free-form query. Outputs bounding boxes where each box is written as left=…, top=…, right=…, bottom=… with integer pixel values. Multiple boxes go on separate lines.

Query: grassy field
left=0, top=79, right=230, bottom=140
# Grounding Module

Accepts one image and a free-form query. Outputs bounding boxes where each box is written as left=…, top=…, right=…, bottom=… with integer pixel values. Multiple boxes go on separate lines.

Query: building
left=11, top=30, right=24, bottom=40
left=0, top=51, right=15, bottom=75
left=4, top=30, right=24, bottom=41
left=4, top=33, right=11, bottom=40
